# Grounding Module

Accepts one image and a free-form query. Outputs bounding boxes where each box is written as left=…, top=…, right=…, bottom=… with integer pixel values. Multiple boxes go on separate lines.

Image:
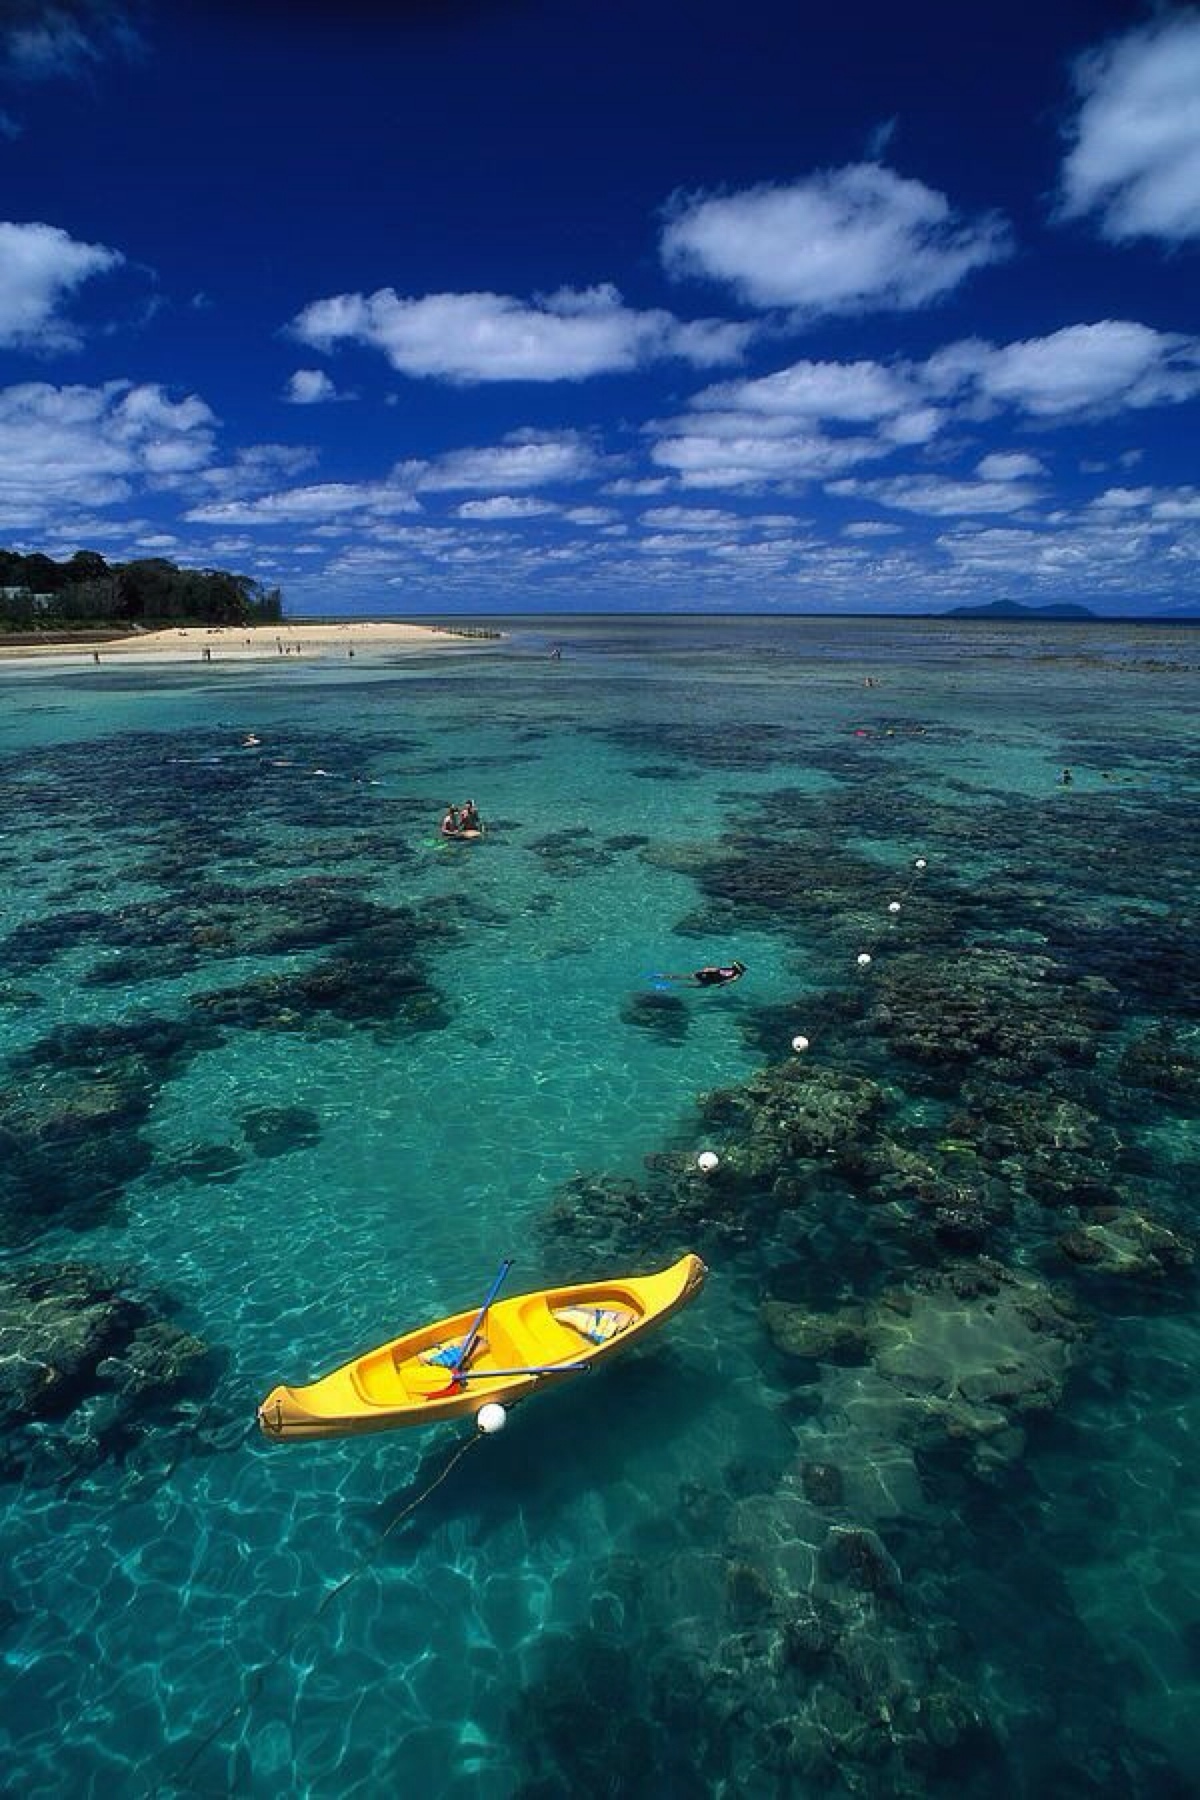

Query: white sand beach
left=0, top=620, right=496, bottom=665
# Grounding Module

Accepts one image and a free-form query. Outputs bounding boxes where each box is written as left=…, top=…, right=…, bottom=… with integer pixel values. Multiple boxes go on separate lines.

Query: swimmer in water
left=655, top=960, right=746, bottom=988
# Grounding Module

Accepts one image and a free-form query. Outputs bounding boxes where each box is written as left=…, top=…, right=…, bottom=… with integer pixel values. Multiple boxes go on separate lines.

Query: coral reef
left=0, top=1261, right=216, bottom=1483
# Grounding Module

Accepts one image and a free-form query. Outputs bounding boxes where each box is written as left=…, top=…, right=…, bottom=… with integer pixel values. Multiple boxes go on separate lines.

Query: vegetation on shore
left=0, top=548, right=283, bottom=633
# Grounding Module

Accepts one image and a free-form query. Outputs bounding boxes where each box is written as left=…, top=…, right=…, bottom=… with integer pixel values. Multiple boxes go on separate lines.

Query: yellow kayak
left=257, top=1252, right=706, bottom=1442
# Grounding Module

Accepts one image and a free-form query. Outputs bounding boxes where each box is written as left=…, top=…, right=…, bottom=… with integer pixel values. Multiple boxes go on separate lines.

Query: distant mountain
left=943, top=599, right=1098, bottom=620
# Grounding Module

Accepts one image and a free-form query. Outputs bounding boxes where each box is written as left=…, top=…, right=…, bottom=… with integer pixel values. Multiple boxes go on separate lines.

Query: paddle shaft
left=448, top=1361, right=590, bottom=1382
left=454, top=1258, right=513, bottom=1371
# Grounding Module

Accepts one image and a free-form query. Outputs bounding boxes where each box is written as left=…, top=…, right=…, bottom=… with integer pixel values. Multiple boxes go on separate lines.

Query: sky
left=1, top=0, right=1198, bottom=617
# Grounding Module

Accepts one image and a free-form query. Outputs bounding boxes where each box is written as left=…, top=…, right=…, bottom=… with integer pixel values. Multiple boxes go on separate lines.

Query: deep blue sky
left=1, top=0, right=1198, bottom=614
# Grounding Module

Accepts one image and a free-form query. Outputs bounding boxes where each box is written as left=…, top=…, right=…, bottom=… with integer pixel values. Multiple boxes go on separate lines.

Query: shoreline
left=0, top=620, right=498, bottom=666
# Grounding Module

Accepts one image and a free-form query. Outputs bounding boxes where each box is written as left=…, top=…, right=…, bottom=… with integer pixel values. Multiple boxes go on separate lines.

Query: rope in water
left=159, top=1428, right=483, bottom=1795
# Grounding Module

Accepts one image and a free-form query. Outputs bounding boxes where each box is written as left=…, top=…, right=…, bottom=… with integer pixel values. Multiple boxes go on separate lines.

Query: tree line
left=0, top=548, right=284, bottom=630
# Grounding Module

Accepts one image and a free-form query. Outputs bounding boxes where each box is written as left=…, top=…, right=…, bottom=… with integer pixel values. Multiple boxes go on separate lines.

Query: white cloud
left=640, top=505, right=744, bottom=532
left=187, top=442, right=317, bottom=499
left=604, top=476, right=671, bottom=496
left=651, top=418, right=892, bottom=489
left=660, top=165, right=1009, bottom=316
left=1059, top=16, right=1200, bottom=243
left=830, top=471, right=1044, bottom=517
left=284, top=368, right=340, bottom=404
left=925, top=321, right=1200, bottom=418
left=187, top=478, right=421, bottom=528
left=0, top=220, right=122, bottom=350
left=1089, top=483, right=1200, bottom=524
left=843, top=520, right=904, bottom=538
left=456, top=495, right=558, bottom=520
left=290, top=283, right=751, bottom=383
left=562, top=506, right=616, bottom=526
left=694, top=357, right=920, bottom=423
left=416, top=429, right=598, bottom=491
left=0, top=379, right=215, bottom=530
left=976, top=451, right=1045, bottom=480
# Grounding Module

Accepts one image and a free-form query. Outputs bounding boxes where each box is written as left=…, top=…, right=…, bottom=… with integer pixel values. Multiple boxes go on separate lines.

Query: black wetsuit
left=694, top=965, right=743, bottom=987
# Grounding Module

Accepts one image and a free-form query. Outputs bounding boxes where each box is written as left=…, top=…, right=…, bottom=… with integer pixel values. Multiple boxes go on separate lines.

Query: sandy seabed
left=0, top=620, right=487, bottom=665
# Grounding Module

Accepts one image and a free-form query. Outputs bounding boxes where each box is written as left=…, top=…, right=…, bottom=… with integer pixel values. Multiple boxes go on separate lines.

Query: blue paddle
left=450, top=1257, right=513, bottom=1377
left=424, top=1356, right=589, bottom=1400
left=444, top=1360, right=589, bottom=1381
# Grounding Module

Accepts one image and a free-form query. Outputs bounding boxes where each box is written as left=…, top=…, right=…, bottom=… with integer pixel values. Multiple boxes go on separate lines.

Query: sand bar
left=0, top=620, right=498, bottom=665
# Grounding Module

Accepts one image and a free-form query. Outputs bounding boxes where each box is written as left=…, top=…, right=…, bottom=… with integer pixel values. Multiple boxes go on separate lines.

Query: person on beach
left=656, top=961, right=746, bottom=988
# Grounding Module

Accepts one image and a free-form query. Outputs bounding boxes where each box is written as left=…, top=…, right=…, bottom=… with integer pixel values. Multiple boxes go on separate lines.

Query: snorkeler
left=440, top=804, right=462, bottom=836
left=654, top=961, right=746, bottom=988
left=459, top=799, right=483, bottom=833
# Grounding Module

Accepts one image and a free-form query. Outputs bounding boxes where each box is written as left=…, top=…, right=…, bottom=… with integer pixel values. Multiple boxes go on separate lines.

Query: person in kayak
left=655, top=960, right=746, bottom=987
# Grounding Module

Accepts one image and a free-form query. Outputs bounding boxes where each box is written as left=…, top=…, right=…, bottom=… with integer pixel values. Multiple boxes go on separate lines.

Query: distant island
left=0, top=547, right=283, bottom=632
left=943, top=599, right=1098, bottom=621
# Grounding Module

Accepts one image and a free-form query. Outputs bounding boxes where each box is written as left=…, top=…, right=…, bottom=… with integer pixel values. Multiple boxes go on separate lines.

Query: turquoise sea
left=0, top=614, right=1197, bottom=1798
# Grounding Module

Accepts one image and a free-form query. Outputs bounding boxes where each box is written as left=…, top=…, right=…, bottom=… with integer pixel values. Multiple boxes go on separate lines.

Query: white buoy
left=888, top=901, right=902, bottom=915
left=915, top=857, right=927, bottom=870
left=791, top=1034, right=810, bottom=1053
left=477, top=1402, right=508, bottom=1435
left=857, top=952, right=873, bottom=968
left=697, top=1150, right=720, bottom=1173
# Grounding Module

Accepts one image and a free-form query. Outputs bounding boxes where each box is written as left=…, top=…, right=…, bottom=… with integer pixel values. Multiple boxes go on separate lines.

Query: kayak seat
left=552, top=1305, right=636, bottom=1345
left=416, top=1333, right=488, bottom=1369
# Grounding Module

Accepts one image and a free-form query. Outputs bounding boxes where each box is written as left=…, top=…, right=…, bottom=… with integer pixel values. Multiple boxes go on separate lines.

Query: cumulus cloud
left=640, top=506, right=745, bottom=532
left=416, top=429, right=598, bottom=491
left=186, top=430, right=597, bottom=529
left=0, top=379, right=215, bottom=529
left=187, top=442, right=316, bottom=499
left=830, top=467, right=1045, bottom=517
left=652, top=424, right=890, bottom=489
left=976, top=451, right=1046, bottom=481
left=645, top=315, right=1199, bottom=496
left=187, top=478, right=421, bottom=528
left=1059, top=16, right=1200, bottom=243
left=694, top=357, right=918, bottom=423
left=0, top=220, right=123, bottom=350
left=289, top=283, right=751, bottom=383
left=926, top=321, right=1200, bottom=418
left=284, top=367, right=340, bottom=404
left=660, top=165, right=1009, bottom=317
left=455, top=495, right=558, bottom=520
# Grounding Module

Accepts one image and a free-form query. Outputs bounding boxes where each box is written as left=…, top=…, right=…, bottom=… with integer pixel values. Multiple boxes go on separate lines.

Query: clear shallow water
left=0, top=616, right=1197, bottom=1797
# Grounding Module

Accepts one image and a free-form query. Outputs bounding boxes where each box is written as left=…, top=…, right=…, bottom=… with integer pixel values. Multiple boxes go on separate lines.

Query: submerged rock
left=1059, top=1207, right=1194, bottom=1278
left=0, top=1014, right=222, bottom=1242
left=0, top=1261, right=215, bottom=1483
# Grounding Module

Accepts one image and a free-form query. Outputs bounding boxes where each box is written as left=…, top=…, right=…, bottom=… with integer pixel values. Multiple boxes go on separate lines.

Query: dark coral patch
left=620, top=991, right=690, bottom=1043
left=0, top=1016, right=223, bottom=1242
left=0, top=1261, right=217, bottom=1485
